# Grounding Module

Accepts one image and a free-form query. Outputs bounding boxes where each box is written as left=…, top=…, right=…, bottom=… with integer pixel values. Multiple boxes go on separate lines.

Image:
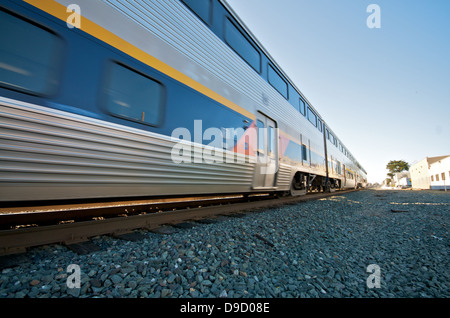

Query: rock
left=103, top=279, right=112, bottom=288
left=327, top=269, right=335, bottom=279
left=110, top=274, right=122, bottom=284
left=15, top=291, right=27, bottom=298
left=186, top=270, right=194, bottom=279
left=161, top=288, right=172, bottom=297
left=91, top=279, right=102, bottom=288
left=167, top=274, right=176, bottom=284
left=309, top=288, right=319, bottom=297
left=128, top=281, right=137, bottom=289
left=120, top=266, right=135, bottom=274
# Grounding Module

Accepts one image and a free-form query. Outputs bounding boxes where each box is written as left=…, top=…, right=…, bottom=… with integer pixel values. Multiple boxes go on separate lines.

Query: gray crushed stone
left=0, top=190, right=448, bottom=298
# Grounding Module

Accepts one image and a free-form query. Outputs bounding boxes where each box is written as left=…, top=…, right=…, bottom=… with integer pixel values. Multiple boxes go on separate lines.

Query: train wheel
left=289, top=174, right=307, bottom=196
left=325, top=180, right=332, bottom=193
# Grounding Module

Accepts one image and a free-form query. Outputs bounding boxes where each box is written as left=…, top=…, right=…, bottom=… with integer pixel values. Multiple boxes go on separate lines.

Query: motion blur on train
left=0, top=0, right=367, bottom=203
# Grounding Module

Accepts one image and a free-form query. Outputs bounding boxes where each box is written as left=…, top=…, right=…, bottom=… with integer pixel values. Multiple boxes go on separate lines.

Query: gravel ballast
left=0, top=190, right=449, bottom=298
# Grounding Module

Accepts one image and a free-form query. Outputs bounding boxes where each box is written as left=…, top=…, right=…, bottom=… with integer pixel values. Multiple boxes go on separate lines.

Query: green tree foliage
left=386, top=160, right=410, bottom=174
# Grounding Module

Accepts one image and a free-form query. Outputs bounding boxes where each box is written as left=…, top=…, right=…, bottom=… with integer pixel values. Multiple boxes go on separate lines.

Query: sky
left=226, top=0, right=450, bottom=183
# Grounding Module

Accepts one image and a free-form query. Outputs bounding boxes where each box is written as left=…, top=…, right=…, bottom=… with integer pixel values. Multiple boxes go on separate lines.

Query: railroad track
left=0, top=190, right=358, bottom=256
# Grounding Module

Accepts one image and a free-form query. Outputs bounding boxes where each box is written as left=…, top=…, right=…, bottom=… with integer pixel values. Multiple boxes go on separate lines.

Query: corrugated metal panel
left=276, top=163, right=292, bottom=188
left=0, top=97, right=255, bottom=200
left=105, top=0, right=258, bottom=103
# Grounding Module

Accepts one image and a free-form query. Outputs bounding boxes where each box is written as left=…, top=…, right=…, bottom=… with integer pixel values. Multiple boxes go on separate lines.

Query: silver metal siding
left=0, top=97, right=255, bottom=200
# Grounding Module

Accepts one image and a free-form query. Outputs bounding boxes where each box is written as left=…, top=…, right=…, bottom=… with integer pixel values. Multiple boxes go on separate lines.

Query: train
left=0, top=0, right=367, bottom=202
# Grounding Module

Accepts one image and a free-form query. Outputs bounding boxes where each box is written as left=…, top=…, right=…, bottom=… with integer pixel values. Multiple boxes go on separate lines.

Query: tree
left=386, top=160, right=410, bottom=175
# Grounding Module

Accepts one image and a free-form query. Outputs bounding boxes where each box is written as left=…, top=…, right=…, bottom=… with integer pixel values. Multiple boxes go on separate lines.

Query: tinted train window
left=268, top=125, right=275, bottom=155
left=181, top=0, right=212, bottom=25
left=105, top=63, right=164, bottom=126
left=302, top=144, right=308, bottom=161
left=307, top=107, right=317, bottom=127
left=299, top=98, right=306, bottom=116
left=225, top=18, right=261, bottom=73
left=268, top=65, right=288, bottom=99
left=257, top=120, right=264, bottom=155
left=0, top=10, right=62, bottom=95
left=289, top=89, right=300, bottom=112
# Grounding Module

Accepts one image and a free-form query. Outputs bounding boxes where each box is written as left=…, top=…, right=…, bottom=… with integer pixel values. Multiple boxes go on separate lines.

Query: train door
left=253, top=113, right=278, bottom=189
left=343, top=164, right=347, bottom=187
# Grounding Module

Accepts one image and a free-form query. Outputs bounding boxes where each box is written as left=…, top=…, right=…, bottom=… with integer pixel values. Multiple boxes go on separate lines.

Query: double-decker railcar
left=0, top=0, right=366, bottom=202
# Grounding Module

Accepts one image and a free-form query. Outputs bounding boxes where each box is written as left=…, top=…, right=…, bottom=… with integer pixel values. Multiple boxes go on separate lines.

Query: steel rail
left=0, top=194, right=268, bottom=229
left=0, top=190, right=358, bottom=256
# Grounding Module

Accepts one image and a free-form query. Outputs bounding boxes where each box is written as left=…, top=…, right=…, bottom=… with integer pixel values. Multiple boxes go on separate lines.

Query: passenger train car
left=0, top=0, right=367, bottom=202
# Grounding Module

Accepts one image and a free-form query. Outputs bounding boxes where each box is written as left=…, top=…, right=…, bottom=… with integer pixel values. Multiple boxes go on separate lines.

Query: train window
left=301, top=144, right=308, bottom=161
left=268, top=126, right=275, bottom=155
left=181, top=0, right=212, bottom=25
left=257, top=120, right=265, bottom=155
left=0, top=10, right=62, bottom=96
left=104, top=63, right=165, bottom=126
left=268, top=65, right=288, bottom=99
left=299, top=98, right=306, bottom=116
left=225, top=18, right=261, bottom=73
left=289, top=89, right=300, bottom=111
left=307, top=107, right=317, bottom=127
left=330, top=133, right=335, bottom=144
left=336, top=160, right=342, bottom=174
left=317, top=119, right=323, bottom=132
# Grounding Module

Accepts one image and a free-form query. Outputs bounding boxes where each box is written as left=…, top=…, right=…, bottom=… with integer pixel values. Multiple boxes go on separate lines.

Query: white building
left=393, top=172, right=411, bottom=188
left=410, top=155, right=450, bottom=190
left=429, top=156, right=450, bottom=190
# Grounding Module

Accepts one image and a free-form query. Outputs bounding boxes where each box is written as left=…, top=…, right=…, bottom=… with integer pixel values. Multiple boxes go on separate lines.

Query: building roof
left=427, top=155, right=450, bottom=165
left=411, top=155, right=450, bottom=169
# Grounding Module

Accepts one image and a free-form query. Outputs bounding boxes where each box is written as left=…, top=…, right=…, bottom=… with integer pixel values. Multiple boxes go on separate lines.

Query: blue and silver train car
left=0, top=0, right=366, bottom=202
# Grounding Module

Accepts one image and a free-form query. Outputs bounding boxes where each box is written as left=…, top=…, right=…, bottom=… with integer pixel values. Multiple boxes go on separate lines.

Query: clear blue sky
left=226, top=0, right=450, bottom=183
